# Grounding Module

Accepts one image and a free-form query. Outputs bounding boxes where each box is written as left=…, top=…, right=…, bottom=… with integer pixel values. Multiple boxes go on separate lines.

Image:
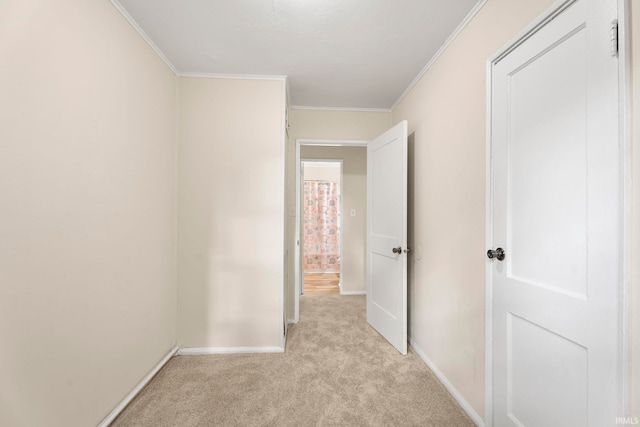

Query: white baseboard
left=177, top=346, right=284, bottom=355
left=287, top=317, right=298, bottom=324
left=98, top=346, right=178, bottom=427
left=409, top=337, right=484, bottom=427
left=340, top=290, right=366, bottom=296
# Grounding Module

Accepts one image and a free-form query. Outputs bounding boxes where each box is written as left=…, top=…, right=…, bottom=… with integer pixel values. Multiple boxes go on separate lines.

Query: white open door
left=366, top=120, right=408, bottom=355
left=488, top=0, right=621, bottom=425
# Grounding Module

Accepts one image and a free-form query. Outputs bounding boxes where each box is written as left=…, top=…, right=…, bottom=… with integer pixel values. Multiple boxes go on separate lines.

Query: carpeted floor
left=111, top=295, right=474, bottom=426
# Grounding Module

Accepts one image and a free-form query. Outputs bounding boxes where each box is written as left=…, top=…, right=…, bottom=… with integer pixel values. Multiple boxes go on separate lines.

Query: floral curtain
left=303, top=181, right=340, bottom=272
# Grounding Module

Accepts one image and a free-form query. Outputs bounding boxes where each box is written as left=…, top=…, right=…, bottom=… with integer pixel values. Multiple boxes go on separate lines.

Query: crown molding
left=297, top=139, right=368, bottom=147
left=177, top=72, right=288, bottom=82
left=290, top=105, right=391, bottom=113
left=108, top=0, right=179, bottom=74
left=109, top=0, right=487, bottom=112
left=390, top=0, right=488, bottom=111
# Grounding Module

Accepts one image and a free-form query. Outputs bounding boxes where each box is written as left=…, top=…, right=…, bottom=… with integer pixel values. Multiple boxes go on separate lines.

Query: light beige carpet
left=111, top=295, right=474, bottom=426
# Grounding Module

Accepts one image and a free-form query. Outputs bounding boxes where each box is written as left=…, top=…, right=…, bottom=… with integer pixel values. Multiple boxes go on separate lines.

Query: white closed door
left=366, top=120, right=408, bottom=355
left=489, top=0, right=620, bottom=425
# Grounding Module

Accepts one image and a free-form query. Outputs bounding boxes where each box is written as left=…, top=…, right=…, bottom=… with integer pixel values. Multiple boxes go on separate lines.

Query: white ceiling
left=115, top=0, right=481, bottom=110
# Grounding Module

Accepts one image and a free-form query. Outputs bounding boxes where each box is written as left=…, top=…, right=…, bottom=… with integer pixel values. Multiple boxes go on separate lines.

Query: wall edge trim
left=297, top=139, right=369, bottom=147
left=280, top=77, right=288, bottom=351
left=291, top=105, right=391, bottom=113
left=97, top=346, right=179, bottom=427
left=617, top=0, right=631, bottom=417
left=409, top=337, right=484, bottom=426
left=390, top=0, right=488, bottom=111
left=177, top=346, right=285, bottom=355
left=107, top=0, right=179, bottom=74
left=178, top=72, right=288, bottom=81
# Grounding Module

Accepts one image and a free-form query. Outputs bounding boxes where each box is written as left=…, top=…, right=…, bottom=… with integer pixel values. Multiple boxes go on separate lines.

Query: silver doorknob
left=487, top=248, right=505, bottom=261
left=392, top=247, right=402, bottom=254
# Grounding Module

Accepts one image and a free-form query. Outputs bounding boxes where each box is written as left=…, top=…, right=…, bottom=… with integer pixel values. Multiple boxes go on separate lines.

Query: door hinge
left=611, top=19, right=619, bottom=57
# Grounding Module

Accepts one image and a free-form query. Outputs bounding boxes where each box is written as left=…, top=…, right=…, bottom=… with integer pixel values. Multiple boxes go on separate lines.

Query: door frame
left=483, top=0, right=631, bottom=424
left=293, top=139, right=367, bottom=323
left=300, top=158, right=344, bottom=294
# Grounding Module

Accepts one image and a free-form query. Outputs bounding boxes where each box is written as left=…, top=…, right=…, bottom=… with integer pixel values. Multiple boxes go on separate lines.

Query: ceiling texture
left=115, top=0, right=482, bottom=110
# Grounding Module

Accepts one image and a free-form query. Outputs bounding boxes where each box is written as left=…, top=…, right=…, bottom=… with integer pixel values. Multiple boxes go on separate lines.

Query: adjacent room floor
left=303, top=272, right=340, bottom=295
left=112, top=295, right=473, bottom=426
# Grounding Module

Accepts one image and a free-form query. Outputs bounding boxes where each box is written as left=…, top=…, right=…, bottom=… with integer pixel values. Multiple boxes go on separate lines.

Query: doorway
left=293, top=140, right=368, bottom=323
left=292, top=122, right=409, bottom=354
left=301, top=160, right=342, bottom=296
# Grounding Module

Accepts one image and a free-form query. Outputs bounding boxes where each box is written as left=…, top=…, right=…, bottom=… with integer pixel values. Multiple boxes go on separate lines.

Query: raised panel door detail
left=371, top=138, right=402, bottom=239
left=507, top=313, right=588, bottom=427
left=371, top=252, right=400, bottom=319
left=507, top=27, right=588, bottom=299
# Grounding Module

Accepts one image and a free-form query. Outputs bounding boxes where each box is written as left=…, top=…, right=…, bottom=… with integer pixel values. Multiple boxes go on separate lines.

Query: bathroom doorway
left=301, top=160, right=342, bottom=295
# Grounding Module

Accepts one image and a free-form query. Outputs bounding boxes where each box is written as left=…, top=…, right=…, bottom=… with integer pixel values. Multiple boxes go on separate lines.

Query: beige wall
left=391, top=0, right=557, bottom=418
left=285, top=109, right=390, bottom=319
left=630, top=0, right=640, bottom=417
left=3, top=0, right=636, bottom=424
left=0, top=1, right=178, bottom=426
left=288, top=109, right=391, bottom=141
left=301, top=148, right=367, bottom=293
left=178, top=77, right=285, bottom=349
left=303, top=162, right=341, bottom=182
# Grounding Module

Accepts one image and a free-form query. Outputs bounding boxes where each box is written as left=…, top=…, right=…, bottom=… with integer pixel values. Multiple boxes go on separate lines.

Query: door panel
left=371, top=139, right=404, bottom=238
left=507, top=25, right=588, bottom=298
left=507, top=313, right=588, bottom=427
left=371, top=252, right=401, bottom=318
left=367, top=120, right=408, bottom=355
left=489, top=0, right=619, bottom=425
